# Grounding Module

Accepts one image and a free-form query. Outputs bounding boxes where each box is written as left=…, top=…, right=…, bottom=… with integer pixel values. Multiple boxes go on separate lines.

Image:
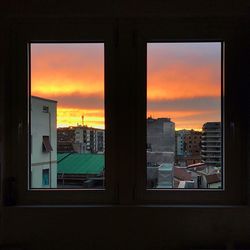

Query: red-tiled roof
left=186, top=162, right=206, bottom=168
left=173, top=167, right=192, bottom=181
left=205, top=174, right=221, bottom=184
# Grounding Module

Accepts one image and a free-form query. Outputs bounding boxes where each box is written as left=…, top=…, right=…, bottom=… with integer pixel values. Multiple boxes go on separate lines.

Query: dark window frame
left=3, top=18, right=248, bottom=206
left=6, top=20, right=118, bottom=205
left=134, top=19, right=247, bottom=205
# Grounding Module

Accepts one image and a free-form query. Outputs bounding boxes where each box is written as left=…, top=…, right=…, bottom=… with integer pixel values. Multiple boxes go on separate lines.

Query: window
left=4, top=19, right=247, bottom=205
left=42, top=136, right=53, bottom=153
left=42, top=169, right=49, bottom=186
left=30, top=43, right=106, bottom=190
left=147, top=43, right=222, bottom=190
left=134, top=20, right=246, bottom=204
left=7, top=21, right=117, bottom=204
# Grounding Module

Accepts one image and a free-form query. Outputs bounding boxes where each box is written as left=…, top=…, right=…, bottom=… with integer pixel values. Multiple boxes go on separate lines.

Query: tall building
left=147, top=117, right=175, bottom=188
left=31, top=96, right=57, bottom=188
left=201, top=122, right=221, bottom=168
left=147, top=117, right=175, bottom=153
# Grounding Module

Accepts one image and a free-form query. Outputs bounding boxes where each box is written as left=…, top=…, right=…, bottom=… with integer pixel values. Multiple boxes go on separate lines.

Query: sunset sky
left=31, top=43, right=105, bottom=129
left=147, top=42, right=221, bottom=130
left=31, top=42, right=221, bottom=130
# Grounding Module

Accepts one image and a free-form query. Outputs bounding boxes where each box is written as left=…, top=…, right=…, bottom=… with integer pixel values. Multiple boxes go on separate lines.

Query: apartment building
left=201, top=122, right=221, bottom=168
left=175, top=129, right=202, bottom=166
left=175, top=129, right=190, bottom=157
left=31, top=96, right=57, bottom=188
left=184, top=130, right=202, bottom=156
left=74, top=126, right=105, bottom=153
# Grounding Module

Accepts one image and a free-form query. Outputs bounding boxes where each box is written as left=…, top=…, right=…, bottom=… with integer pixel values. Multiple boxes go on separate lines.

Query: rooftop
left=57, top=153, right=104, bottom=175
left=205, top=173, right=221, bottom=184
left=173, top=166, right=192, bottom=181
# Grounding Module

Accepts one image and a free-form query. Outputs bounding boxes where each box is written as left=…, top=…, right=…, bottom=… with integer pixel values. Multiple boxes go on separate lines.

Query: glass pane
left=30, top=43, right=105, bottom=189
left=147, top=42, right=222, bottom=189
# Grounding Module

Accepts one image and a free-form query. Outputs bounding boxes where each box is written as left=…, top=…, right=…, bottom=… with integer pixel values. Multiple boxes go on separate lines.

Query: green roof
left=57, top=153, right=71, bottom=162
left=57, top=153, right=104, bottom=174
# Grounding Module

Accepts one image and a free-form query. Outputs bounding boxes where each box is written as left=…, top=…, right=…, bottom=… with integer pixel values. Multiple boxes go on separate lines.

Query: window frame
left=3, top=18, right=248, bottom=206
left=6, top=20, right=118, bottom=205
left=134, top=19, right=247, bottom=205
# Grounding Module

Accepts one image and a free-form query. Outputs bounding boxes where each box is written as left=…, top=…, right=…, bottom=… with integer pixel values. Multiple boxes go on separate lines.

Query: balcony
left=201, top=149, right=221, bottom=153
left=201, top=154, right=221, bottom=159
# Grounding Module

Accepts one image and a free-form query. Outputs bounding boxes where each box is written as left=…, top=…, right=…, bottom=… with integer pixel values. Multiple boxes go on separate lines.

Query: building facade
left=175, top=129, right=202, bottom=166
left=175, top=129, right=190, bottom=156
left=147, top=117, right=175, bottom=153
left=201, top=122, right=221, bottom=168
left=184, top=130, right=202, bottom=156
left=74, top=126, right=105, bottom=153
left=147, top=117, right=175, bottom=188
left=31, top=96, right=57, bottom=188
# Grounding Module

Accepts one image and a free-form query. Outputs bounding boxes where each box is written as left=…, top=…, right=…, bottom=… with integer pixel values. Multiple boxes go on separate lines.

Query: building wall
left=75, top=126, right=105, bottom=153
left=147, top=118, right=175, bottom=153
left=31, top=96, right=57, bottom=188
left=175, top=130, right=190, bottom=156
left=201, top=122, right=221, bottom=167
left=184, top=130, right=202, bottom=156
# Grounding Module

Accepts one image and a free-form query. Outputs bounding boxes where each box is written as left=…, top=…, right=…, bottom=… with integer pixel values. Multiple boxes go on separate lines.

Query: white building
left=74, top=126, right=105, bottom=153
left=31, top=96, right=57, bottom=188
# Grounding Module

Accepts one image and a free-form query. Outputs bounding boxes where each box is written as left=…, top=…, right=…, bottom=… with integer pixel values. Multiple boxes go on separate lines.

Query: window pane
left=147, top=42, right=222, bottom=189
left=30, top=43, right=105, bottom=189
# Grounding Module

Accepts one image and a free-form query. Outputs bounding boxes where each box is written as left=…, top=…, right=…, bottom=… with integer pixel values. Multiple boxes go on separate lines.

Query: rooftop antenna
left=81, top=114, right=84, bottom=126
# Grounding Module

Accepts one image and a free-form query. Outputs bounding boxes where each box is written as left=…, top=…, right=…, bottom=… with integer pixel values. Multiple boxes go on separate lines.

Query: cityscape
left=30, top=95, right=221, bottom=189
left=147, top=117, right=221, bottom=189
left=30, top=42, right=222, bottom=189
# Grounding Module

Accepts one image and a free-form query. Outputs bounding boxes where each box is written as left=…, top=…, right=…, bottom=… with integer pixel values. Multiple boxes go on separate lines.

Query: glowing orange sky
left=31, top=43, right=105, bottom=129
left=147, top=42, right=221, bottom=130
left=31, top=42, right=221, bottom=130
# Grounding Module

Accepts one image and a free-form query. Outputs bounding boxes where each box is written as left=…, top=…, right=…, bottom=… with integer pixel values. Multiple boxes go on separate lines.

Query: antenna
left=82, top=115, right=84, bottom=126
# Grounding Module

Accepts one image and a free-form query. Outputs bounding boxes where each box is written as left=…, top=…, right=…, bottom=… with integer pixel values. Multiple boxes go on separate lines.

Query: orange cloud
left=147, top=42, right=221, bottom=130
left=147, top=63, right=220, bottom=100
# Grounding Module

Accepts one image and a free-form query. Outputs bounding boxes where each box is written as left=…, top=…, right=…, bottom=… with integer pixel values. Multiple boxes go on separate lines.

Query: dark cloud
left=148, top=43, right=221, bottom=67
left=48, top=92, right=104, bottom=110
left=148, top=96, right=220, bottom=112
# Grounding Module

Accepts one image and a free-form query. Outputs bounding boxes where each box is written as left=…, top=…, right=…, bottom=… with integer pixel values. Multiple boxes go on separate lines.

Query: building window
left=42, top=136, right=53, bottom=152
left=42, top=169, right=49, bottom=186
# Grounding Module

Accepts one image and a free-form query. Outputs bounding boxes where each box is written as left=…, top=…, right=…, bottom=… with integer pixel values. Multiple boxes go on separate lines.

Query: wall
left=31, top=97, right=57, bottom=188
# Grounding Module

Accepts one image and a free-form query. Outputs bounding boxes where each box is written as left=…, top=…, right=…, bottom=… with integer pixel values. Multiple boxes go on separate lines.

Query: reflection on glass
left=147, top=42, right=222, bottom=189
left=30, top=43, right=105, bottom=189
